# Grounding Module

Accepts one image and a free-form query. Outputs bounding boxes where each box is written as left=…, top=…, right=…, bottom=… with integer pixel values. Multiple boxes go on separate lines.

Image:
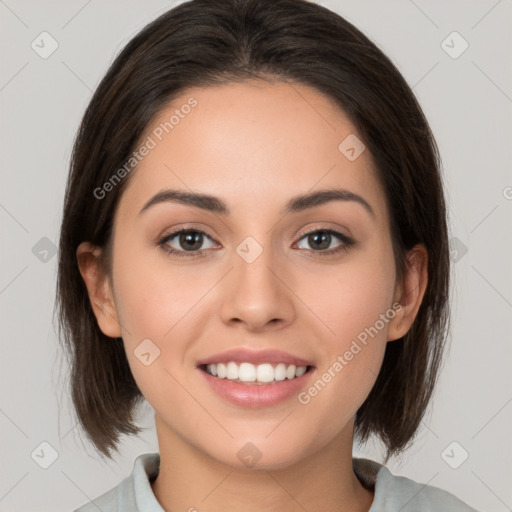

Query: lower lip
left=198, top=367, right=315, bottom=408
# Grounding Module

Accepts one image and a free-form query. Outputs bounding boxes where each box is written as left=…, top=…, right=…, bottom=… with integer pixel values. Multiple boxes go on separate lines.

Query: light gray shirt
left=73, top=452, right=480, bottom=511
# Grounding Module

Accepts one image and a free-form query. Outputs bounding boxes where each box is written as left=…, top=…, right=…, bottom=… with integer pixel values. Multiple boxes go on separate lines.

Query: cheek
left=302, top=244, right=396, bottom=349
left=112, top=242, right=208, bottom=339
left=111, top=247, right=217, bottom=399
left=295, top=249, right=395, bottom=415
left=333, top=268, right=395, bottom=343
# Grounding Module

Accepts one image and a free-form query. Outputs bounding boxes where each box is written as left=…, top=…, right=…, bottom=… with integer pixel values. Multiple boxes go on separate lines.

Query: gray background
left=1, top=0, right=511, bottom=511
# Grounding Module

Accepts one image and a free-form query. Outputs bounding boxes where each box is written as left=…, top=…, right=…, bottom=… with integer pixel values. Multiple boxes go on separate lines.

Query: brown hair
left=55, top=0, right=450, bottom=462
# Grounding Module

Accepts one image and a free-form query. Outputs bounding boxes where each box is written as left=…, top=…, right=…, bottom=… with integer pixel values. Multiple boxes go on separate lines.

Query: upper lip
left=196, top=348, right=314, bottom=368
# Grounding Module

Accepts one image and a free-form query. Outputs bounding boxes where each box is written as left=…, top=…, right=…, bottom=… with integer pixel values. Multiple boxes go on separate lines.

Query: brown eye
left=295, top=229, right=355, bottom=256
left=158, top=229, right=217, bottom=258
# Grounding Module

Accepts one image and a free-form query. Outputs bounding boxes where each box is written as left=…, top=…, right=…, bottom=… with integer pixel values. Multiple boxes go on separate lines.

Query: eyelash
left=157, top=226, right=355, bottom=259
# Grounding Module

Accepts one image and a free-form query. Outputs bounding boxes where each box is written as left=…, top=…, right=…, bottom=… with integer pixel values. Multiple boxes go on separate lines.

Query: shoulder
left=72, top=475, right=136, bottom=512
left=72, top=483, right=120, bottom=512
left=354, top=458, right=481, bottom=512
left=72, top=452, right=160, bottom=512
left=375, top=465, right=480, bottom=511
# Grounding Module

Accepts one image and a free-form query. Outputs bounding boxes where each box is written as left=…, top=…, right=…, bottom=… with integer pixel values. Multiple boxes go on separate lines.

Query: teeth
left=295, top=366, right=307, bottom=377
left=205, top=362, right=308, bottom=383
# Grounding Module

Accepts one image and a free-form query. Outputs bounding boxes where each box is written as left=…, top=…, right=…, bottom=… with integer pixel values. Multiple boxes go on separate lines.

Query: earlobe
left=387, top=244, right=428, bottom=342
left=76, top=241, right=122, bottom=339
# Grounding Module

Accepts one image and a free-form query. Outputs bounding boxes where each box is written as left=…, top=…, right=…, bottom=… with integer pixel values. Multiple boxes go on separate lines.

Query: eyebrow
left=139, top=187, right=375, bottom=219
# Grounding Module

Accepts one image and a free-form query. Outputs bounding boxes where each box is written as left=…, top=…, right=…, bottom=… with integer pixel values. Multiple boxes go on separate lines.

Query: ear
left=387, top=243, right=428, bottom=342
left=76, top=241, right=122, bottom=338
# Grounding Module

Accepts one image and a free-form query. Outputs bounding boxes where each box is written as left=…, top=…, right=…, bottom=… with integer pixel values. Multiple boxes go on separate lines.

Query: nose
left=219, top=242, right=296, bottom=332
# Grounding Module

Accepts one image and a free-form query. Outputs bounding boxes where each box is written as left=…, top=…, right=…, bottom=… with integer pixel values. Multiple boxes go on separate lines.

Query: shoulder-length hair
left=55, top=0, right=450, bottom=462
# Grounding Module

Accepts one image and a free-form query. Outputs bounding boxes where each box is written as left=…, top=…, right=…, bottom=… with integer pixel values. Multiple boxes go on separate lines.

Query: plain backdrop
left=1, top=1, right=511, bottom=511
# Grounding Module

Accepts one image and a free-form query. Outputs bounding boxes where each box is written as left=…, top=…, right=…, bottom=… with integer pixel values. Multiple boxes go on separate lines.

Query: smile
left=201, top=362, right=311, bottom=384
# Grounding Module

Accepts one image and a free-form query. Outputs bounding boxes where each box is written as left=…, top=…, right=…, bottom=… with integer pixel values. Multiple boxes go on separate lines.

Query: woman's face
left=92, top=80, right=413, bottom=469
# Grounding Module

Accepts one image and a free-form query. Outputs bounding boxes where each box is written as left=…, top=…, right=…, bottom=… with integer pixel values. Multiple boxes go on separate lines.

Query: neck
left=151, top=415, right=374, bottom=512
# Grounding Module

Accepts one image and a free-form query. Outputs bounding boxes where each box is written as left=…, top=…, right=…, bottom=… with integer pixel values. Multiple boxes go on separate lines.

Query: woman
left=56, top=0, right=480, bottom=510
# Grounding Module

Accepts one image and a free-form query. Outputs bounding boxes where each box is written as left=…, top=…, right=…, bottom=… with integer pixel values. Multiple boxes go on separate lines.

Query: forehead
left=116, top=80, right=387, bottom=226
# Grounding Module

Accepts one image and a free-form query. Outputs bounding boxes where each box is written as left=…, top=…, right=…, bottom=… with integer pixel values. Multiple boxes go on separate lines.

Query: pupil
left=181, top=231, right=202, bottom=251
left=310, top=231, right=330, bottom=250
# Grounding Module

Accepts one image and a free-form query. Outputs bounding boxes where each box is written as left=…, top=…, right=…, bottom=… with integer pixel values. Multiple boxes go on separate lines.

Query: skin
left=77, top=80, right=428, bottom=512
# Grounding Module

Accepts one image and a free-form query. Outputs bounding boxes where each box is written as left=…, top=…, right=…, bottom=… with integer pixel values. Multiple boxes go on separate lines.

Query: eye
left=158, top=228, right=218, bottom=258
left=294, top=228, right=355, bottom=256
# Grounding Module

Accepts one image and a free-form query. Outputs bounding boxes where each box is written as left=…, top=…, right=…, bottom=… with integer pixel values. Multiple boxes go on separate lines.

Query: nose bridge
left=233, top=232, right=282, bottom=298
left=219, top=231, right=294, bottom=329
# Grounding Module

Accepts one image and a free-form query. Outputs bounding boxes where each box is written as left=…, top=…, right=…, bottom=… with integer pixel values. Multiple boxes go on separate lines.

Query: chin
left=203, top=436, right=318, bottom=473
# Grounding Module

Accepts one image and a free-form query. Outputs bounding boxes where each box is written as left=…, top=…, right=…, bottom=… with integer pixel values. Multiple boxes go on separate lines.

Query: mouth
left=195, top=348, right=316, bottom=407
left=198, top=362, right=315, bottom=385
